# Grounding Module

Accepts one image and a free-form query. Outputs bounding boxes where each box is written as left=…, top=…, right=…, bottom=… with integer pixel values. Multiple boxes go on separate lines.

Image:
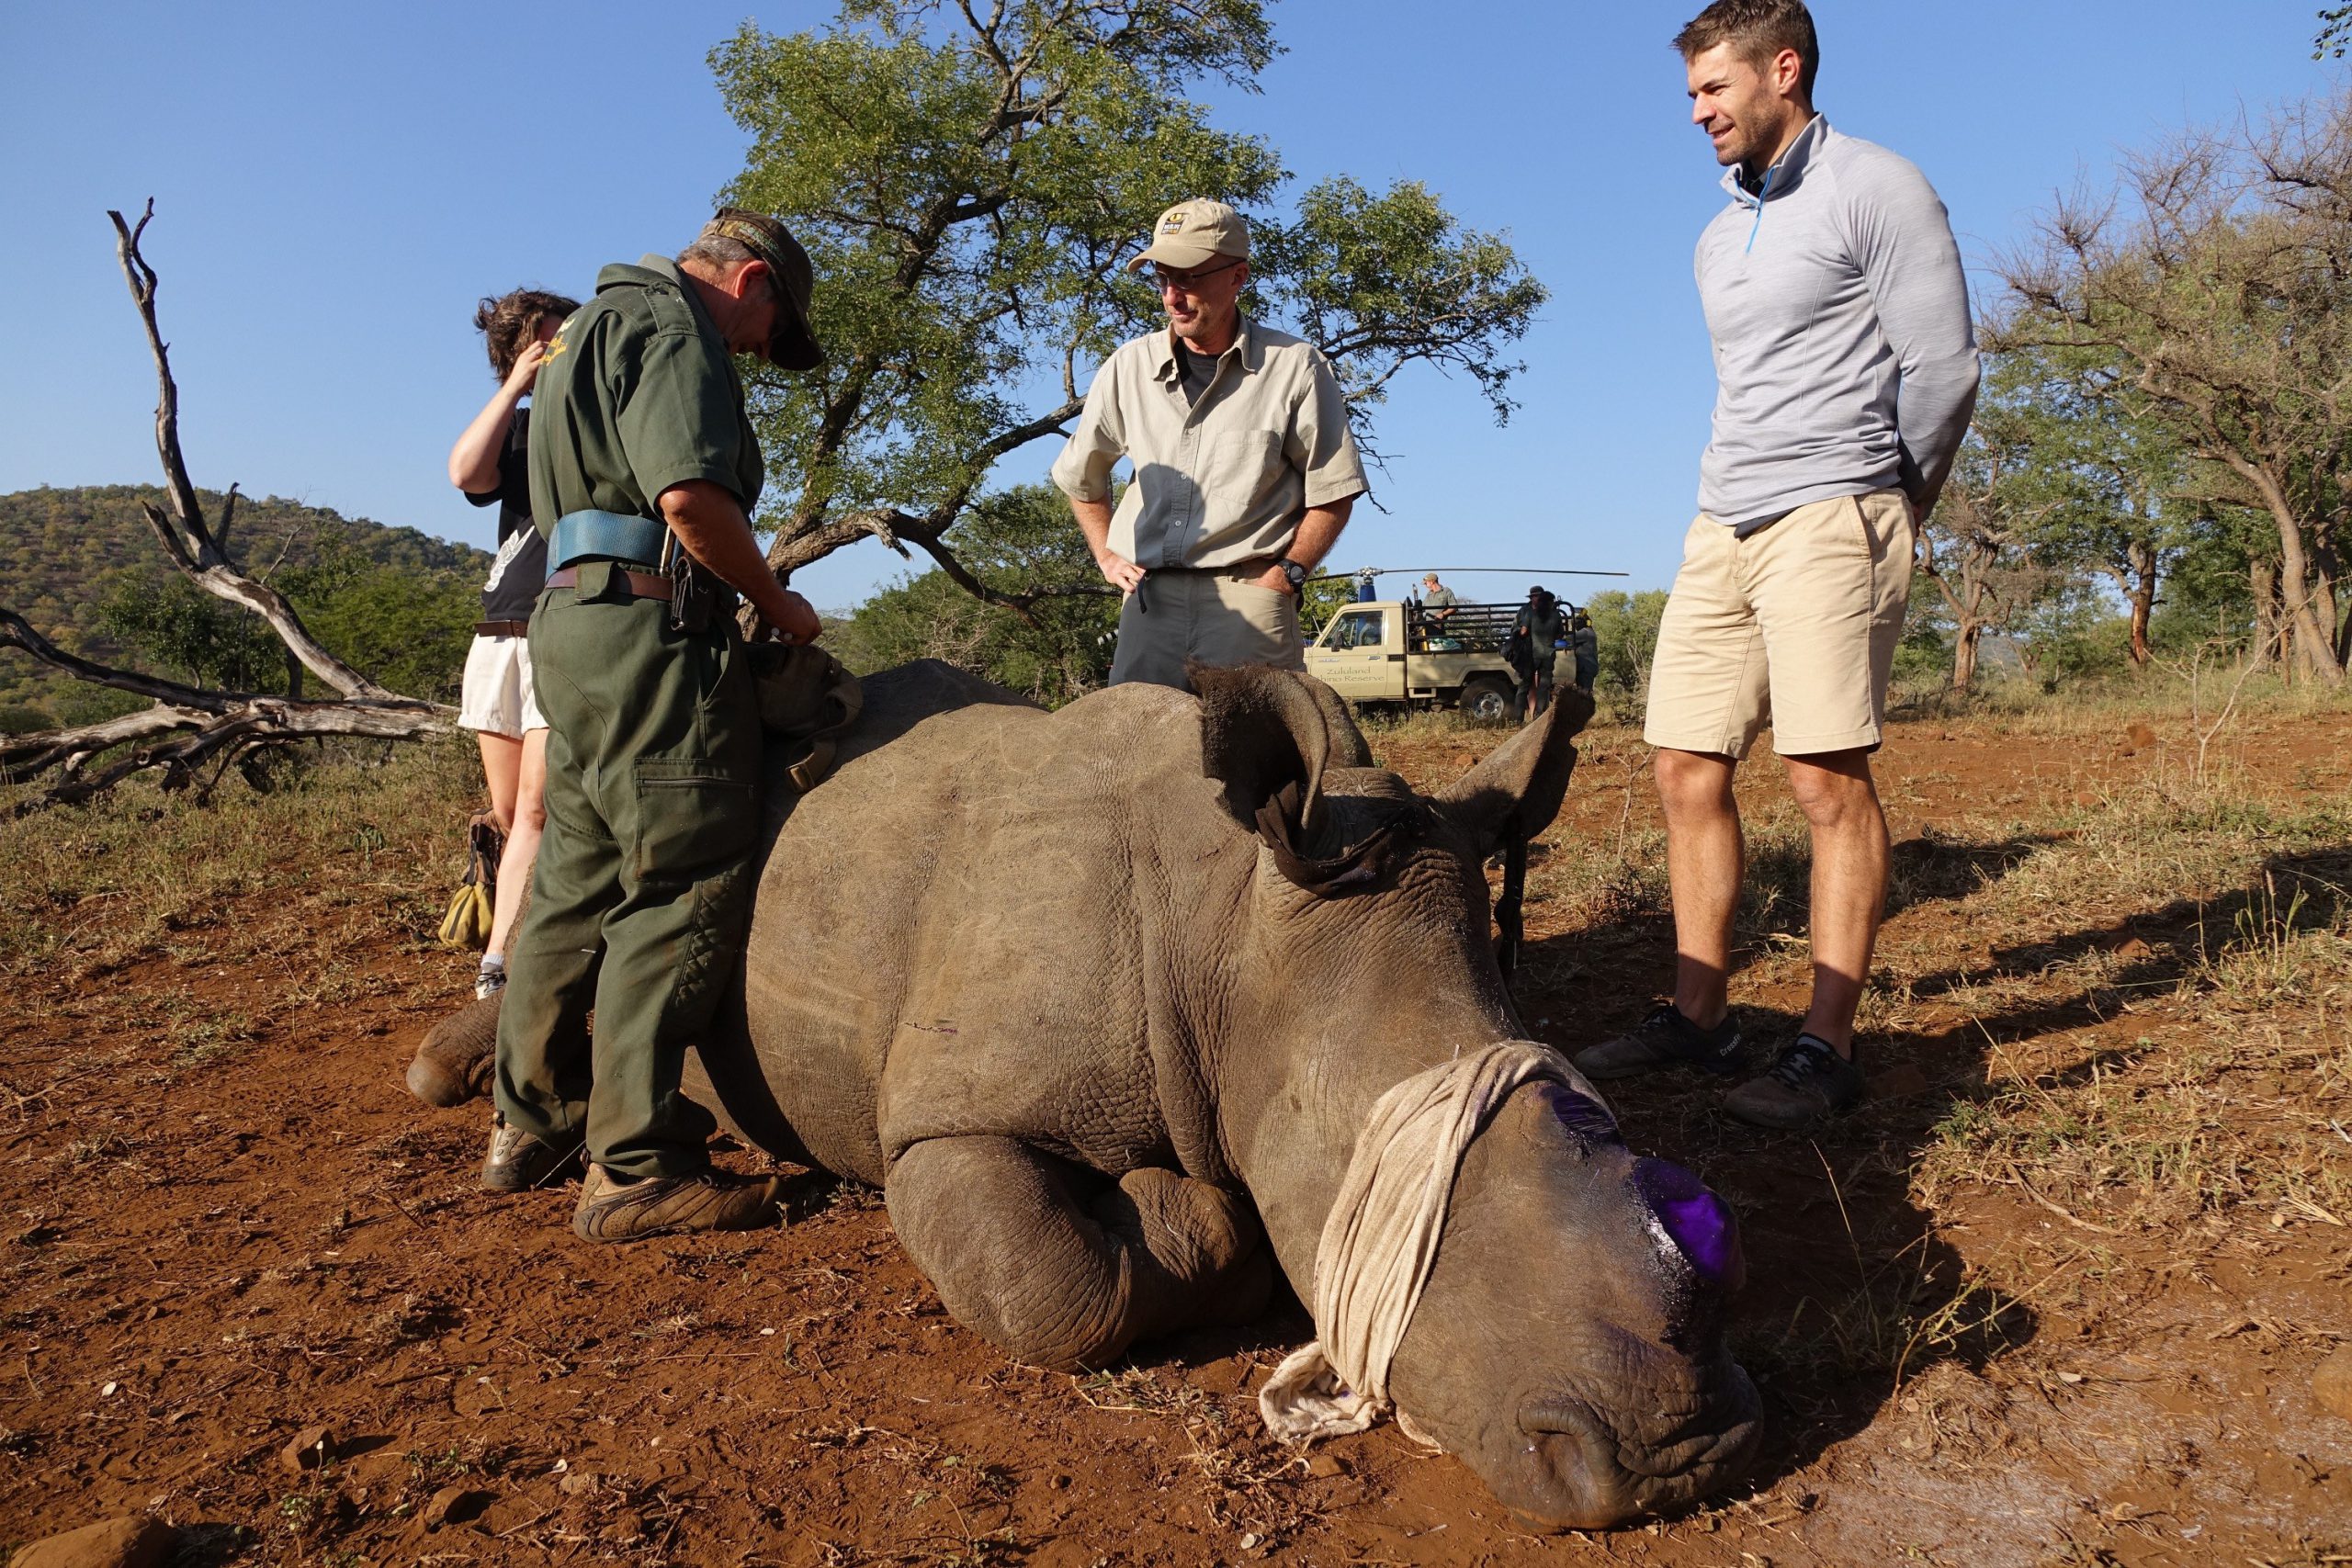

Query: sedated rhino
left=416, top=660, right=1761, bottom=1528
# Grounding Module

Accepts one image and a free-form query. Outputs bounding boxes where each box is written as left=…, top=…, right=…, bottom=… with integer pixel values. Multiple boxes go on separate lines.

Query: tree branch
left=108, top=204, right=392, bottom=700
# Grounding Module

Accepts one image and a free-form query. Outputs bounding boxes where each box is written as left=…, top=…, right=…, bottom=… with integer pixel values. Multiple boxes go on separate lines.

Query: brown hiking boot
left=571, top=1164, right=782, bottom=1242
left=481, top=1114, right=582, bottom=1192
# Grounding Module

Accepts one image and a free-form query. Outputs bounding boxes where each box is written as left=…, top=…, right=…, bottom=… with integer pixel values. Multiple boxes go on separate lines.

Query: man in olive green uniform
left=484, top=209, right=825, bottom=1242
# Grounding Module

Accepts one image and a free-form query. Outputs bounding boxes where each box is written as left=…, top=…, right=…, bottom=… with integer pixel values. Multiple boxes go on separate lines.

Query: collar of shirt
left=1148, top=314, right=1265, bottom=387
left=1722, top=113, right=1830, bottom=208
left=593, top=254, right=729, bottom=342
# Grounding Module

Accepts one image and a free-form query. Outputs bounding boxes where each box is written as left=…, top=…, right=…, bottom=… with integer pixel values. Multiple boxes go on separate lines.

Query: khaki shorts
left=458, top=631, right=547, bottom=738
left=1644, top=490, right=1915, bottom=760
left=1109, top=564, right=1304, bottom=689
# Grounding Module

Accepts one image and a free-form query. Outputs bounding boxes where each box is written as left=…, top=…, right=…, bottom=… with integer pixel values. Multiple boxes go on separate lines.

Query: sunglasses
left=1150, top=257, right=1244, bottom=294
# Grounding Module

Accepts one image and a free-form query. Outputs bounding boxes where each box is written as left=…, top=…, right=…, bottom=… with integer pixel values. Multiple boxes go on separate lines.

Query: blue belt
left=548, top=510, right=669, bottom=576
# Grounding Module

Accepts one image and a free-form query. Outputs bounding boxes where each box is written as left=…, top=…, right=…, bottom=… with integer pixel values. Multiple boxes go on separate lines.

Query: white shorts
left=458, top=632, right=545, bottom=737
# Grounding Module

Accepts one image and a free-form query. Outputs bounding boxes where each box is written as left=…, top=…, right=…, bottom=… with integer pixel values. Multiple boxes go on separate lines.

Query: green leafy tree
left=1996, top=90, right=2352, bottom=682
left=2320, top=6, right=2350, bottom=59
left=1983, top=336, right=2192, bottom=670
left=711, top=0, right=1546, bottom=616
left=834, top=484, right=1117, bottom=704
left=97, top=576, right=289, bottom=694
left=1578, top=589, right=1668, bottom=699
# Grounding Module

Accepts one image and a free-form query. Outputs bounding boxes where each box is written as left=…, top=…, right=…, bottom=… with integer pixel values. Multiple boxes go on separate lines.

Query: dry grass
left=1, top=736, right=477, bottom=985
left=1369, top=686, right=2352, bottom=1433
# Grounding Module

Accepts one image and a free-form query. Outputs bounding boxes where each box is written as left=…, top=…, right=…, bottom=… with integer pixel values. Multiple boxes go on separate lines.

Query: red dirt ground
left=4, top=712, right=2348, bottom=1566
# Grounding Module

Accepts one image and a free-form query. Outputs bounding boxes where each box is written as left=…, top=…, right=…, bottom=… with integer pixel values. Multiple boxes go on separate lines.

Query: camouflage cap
left=703, top=208, right=823, bottom=370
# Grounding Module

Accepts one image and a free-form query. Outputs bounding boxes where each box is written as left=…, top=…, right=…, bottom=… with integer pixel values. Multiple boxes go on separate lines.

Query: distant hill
left=0, top=485, right=492, bottom=724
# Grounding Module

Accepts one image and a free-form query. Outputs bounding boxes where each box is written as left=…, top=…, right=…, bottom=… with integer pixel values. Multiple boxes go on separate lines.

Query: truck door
left=1310, top=605, right=1399, bottom=701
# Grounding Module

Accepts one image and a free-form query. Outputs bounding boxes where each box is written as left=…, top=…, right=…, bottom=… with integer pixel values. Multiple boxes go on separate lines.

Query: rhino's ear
left=1193, top=663, right=1333, bottom=837
left=1303, top=678, right=1374, bottom=769
left=1436, top=686, right=1594, bottom=854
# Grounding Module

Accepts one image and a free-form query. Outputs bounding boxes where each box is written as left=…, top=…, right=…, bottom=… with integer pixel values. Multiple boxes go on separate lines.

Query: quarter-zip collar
left=1721, top=113, right=1829, bottom=209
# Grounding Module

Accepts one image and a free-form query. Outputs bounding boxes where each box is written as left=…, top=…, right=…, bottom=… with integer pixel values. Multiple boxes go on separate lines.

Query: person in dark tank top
left=447, top=286, right=579, bottom=1004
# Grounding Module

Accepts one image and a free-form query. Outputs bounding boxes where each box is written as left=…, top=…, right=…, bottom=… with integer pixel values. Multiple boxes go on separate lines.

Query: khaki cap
left=1128, top=198, right=1250, bottom=274
left=702, top=208, right=823, bottom=370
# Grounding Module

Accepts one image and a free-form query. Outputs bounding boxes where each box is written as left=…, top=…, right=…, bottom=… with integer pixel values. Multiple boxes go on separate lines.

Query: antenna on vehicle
left=1305, top=566, right=1632, bottom=584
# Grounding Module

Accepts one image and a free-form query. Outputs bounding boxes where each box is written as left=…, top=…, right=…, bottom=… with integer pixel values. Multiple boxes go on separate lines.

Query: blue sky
left=1, top=2, right=2336, bottom=612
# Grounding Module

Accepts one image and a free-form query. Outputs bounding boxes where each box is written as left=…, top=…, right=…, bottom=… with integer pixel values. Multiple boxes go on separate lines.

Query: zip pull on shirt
left=1693, top=115, right=1980, bottom=530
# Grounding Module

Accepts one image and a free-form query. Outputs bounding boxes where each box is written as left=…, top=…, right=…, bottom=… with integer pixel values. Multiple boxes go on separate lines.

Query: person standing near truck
left=1570, top=605, right=1600, bottom=692
left=1575, top=0, right=1978, bottom=1131
left=486, top=209, right=827, bottom=1241
left=1510, top=584, right=1566, bottom=720
left=1419, top=571, right=1461, bottom=649
left=1052, top=199, right=1367, bottom=687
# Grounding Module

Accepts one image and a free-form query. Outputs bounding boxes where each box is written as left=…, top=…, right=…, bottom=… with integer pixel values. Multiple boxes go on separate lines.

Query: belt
left=544, top=566, right=672, bottom=600
left=1148, top=557, right=1277, bottom=577
left=548, top=509, right=669, bottom=575
left=474, top=619, right=529, bottom=637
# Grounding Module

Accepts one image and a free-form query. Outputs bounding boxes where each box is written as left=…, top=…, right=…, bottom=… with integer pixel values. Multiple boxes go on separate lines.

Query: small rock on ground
left=7, top=1516, right=176, bottom=1568
left=421, top=1485, right=487, bottom=1530
left=2315, top=1345, right=2352, bottom=1422
left=279, top=1424, right=334, bottom=1472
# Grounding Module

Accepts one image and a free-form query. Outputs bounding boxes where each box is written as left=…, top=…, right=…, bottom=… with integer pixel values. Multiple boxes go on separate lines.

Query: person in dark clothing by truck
left=1510, top=584, right=1567, bottom=720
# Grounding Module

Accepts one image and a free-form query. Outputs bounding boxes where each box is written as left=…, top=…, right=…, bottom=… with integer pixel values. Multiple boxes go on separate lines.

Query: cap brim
left=1127, top=239, right=1238, bottom=273
left=765, top=302, right=824, bottom=372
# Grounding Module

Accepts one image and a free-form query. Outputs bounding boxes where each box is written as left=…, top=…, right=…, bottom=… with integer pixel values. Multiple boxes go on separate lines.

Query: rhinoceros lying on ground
left=413, top=661, right=1760, bottom=1527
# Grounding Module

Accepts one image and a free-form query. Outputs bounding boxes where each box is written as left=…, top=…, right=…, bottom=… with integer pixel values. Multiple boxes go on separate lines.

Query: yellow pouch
left=435, top=816, right=504, bottom=951
left=438, top=881, right=493, bottom=950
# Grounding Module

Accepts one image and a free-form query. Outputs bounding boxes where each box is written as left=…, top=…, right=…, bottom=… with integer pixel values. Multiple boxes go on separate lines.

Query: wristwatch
left=1277, top=558, right=1310, bottom=594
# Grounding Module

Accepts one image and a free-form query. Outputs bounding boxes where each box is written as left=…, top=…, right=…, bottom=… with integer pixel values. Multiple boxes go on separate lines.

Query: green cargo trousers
left=492, top=562, right=763, bottom=1179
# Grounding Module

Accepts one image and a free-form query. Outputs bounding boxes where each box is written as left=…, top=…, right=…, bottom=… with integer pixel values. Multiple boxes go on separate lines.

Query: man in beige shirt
left=1051, top=199, right=1368, bottom=688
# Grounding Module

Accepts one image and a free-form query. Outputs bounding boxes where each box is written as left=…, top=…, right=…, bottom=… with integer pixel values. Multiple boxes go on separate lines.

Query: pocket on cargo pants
left=628, top=759, right=757, bottom=885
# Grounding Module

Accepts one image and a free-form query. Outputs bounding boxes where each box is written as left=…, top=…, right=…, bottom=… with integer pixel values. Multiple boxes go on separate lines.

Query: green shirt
left=528, top=254, right=763, bottom=540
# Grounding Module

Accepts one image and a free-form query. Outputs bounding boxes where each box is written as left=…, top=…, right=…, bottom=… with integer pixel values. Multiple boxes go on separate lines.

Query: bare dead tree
left=0, top=204, right=453, bottom=814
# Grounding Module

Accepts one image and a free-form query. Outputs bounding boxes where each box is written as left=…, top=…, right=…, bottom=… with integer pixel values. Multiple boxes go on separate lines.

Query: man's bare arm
left=657, top=479, right=821, bottom=644
left=1071, top=493, right=1144, bottom=593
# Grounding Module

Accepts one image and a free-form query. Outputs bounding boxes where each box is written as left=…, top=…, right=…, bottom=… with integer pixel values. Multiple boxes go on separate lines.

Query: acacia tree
left=1996, top=94, right=2352, bottom=682
left=1983, top=336, right=2195, bottom=670
left=0, top=207, right=451, bottom=812
left=1917, top=401, right=2061, bottom=692
left=711, top=1, right=1546, bottom=609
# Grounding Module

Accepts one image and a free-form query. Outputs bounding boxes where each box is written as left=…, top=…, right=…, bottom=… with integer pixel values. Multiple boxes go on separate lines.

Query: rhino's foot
left=887, top=1137, right=1272, bottom=1371
left=407, top=991, right=502, bottom=1107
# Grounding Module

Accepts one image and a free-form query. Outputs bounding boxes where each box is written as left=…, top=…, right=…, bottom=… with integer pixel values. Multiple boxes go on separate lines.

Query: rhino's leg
left=407, top=991, right=502, bottom=1106
left=887, top=1137, right=1272, bottom=1371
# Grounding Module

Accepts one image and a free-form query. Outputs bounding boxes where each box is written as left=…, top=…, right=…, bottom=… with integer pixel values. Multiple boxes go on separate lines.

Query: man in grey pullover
left=1577, top=0, right=1978, bottom=1131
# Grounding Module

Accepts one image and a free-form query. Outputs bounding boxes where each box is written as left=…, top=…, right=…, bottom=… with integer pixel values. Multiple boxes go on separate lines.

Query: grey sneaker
left=1573, top=1003, right=1745, bottom=1081
left=1724, top=1034, right=1864, bottom=1131
left=571, top=1164, right=782, bottom=1242
left=481, top=1114, right=582, bottom=1192
left=473, top=964, right=507, bottom=1002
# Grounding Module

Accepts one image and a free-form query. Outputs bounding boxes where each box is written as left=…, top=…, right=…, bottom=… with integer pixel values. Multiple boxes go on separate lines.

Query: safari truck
left=1306, top=598, right=1566, bottom=721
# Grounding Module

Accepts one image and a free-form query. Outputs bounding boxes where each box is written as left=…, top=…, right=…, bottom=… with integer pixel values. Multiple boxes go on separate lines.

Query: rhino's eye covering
left=1633, top=1156, right=1745, bottom=1289
left=1548, top=1088, right=1622, bottom=1145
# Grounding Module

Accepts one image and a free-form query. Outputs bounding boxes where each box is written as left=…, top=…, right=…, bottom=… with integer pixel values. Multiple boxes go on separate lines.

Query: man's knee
left=1655, top=747, right=1736, bottom=818
left=1781, top=749, right=1880, bottom=827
